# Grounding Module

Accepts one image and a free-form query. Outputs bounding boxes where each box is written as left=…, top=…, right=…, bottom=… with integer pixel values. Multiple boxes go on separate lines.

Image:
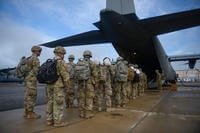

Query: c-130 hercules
left=40, top=0, right=200, bottom=86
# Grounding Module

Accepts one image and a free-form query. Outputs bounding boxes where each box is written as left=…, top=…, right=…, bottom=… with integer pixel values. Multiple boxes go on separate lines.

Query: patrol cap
left=68, top=54, right=75, bottom=59
left=83, top=50, right=92, bottom=57
left=54, top=46, right=66, bottom=54
left=31, top=46, right=42, bottom=52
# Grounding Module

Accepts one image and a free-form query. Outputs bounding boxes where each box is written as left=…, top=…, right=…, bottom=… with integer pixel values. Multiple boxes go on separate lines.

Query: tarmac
left=0, top=85, right=200, bottom=133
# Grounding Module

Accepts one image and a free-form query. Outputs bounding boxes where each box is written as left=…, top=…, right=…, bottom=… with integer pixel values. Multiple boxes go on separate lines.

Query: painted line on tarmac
left=128, top=90, right=171, bottom=133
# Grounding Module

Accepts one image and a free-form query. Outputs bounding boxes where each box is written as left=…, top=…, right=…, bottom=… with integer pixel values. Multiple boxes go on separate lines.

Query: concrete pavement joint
left=128, top=90, right=171, bottom=133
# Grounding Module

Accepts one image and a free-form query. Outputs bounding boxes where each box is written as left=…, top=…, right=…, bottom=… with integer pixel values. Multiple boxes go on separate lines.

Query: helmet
left=83, top=50, right=92, bottom=57
left=54, top=46, right=66, bottom=54
left=116, top=56, right=123, bottom=62
left=31, top=46, right=42, bottom=52
left=68, top=54, right=75, bottom=59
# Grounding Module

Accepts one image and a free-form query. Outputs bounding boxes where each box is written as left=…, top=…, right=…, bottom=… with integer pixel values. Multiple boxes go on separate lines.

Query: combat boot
left=26, top=111, right=41, bottom=119
left=46, top=120, right=53, bottom=126
left=53, top=121, right=69, bottom=127
left=85, top=111, right=94, bottom=119
left=106, top=107, right=112, bottom=112
left=79, top=111, right=85, bottom=118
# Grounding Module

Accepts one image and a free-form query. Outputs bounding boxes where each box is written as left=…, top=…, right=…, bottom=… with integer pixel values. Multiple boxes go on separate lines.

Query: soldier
left=24, top=45, right=42, bottom=119
left=139, top=69, right=145, bottom=96
left=114, top=57, right=128, bottom=107
left=132, top=64, right=140, bottom=98
left=76, top=50, right=97, bottom=119
left=97, top=57, right=114, bottom=112
left=127, top=64, right=134, bottom=100
left=155, top=69, right=162, bottom=90
left=46, top=46, right=70, bottom=127
left=65, top=54, right=76, bottom=108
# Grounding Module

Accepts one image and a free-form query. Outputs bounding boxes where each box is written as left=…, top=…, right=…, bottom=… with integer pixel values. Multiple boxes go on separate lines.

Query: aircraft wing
left=168, top=54, right=200, bottom=69
left=168, top=54, right=200, bottom=62
left=140, top=8, right=200, bottom=35
left=40, top=30, right=110, bottom=48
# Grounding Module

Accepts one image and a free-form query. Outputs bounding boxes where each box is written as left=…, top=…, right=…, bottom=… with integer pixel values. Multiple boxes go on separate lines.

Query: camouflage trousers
left=65, top=79, right=75, bottom=108
left=126, top=81, right=132, bottom=100
left=157, top=80, right=162, bottom=90
left=132, top=82, right=138, bottom=98
left=97, top=81, right=112, bottom=110
left=46, top=86, right=65, bottom=122
left=24, top=80, right=37, bottom=112
left=115, top=82, right=127, bottom=107
left=78, top=81, right=95, bottom=115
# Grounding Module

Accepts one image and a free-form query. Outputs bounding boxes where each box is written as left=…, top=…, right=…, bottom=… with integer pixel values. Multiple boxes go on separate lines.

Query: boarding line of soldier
left=21, top=45, right=150, bottom=127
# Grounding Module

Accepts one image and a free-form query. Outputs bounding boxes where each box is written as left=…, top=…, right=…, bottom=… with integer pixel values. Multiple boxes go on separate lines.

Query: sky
left=0, top=0, right=200, bottom=70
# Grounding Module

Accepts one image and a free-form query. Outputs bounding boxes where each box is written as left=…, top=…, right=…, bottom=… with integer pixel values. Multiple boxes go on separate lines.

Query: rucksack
left=75, top=59, right=91, bottom=81
left=66, top=63, right=75, bottom=79
left=98, top=65, right=107, bottom=82
left=128, top=67, right=134, bottom=81
left=115, top=61, right=128, bottom=82
left=16, top=56, right=31, bottom=78
left=37, top=59, right=58, bottom=84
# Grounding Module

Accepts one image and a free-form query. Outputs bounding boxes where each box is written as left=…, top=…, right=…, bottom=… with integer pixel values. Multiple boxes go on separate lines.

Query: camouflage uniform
left=156, top=70, right=162, bottom=90
left=114, top=57, right=128, bottom=107
left=65, top=55, right=76, bottom=108
left=97, top=64, right=114, bottom=112
left=127, top=65, right=134, bottom=100
left=77, top=50, right=97, bottom=118
left=46, top=47, right=70, bottom=127
left=24, top=46, right=41, bottom=119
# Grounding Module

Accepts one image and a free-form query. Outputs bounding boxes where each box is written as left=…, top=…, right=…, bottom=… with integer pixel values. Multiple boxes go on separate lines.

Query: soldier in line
left=123, top=60, right=130, bottom=102
left=114, top=57, right=128, bottom=107
left=46, top=46, right=70, bottom=127
left=132, top=64, right=140, bottom=98
left=138, top=68, right=143, bottom=96
left=24, top=46, right=42, bottom=119
left=110, top=60, right=116, bottom=106
left=155, top=69, right=162, bottom=90
left=76, top=50, right=97, bottom=119
left=97, top=57, right=114, bottom=112
left=127, top=64, right=135, bottom=100
left=65, top=54, right=76, bottom=108
left=139, top=69, right=145, bottom=96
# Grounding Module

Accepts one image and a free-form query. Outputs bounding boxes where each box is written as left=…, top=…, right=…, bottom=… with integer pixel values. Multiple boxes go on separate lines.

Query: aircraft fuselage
left=98, top=10, right=176, bottom=83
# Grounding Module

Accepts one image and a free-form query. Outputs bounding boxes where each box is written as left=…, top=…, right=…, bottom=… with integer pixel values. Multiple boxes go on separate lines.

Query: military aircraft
left=0, top=67, right=23, bottom=82
left=40, top=0, right=200, bottom=85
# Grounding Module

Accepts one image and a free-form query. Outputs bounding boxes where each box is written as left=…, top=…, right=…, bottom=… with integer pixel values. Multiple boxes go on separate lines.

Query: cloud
left=0, top=15, right=54, bottom=69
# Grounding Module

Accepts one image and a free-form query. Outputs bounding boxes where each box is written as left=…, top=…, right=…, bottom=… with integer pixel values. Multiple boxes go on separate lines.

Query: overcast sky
left=0, top=0, right=200, bottom=70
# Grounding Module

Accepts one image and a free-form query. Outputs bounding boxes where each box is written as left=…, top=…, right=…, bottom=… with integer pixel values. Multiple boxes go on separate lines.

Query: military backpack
left=16, top=56, right=31, bottom=78
left=75, top=59, right=91, bottom=81
left=98, top=65, right=107, bottom=82
left=128, top=67, right=135, bottom=81
left=115, top=61, right=128, bottom=82
left=37, top=59, right=59, bottom=84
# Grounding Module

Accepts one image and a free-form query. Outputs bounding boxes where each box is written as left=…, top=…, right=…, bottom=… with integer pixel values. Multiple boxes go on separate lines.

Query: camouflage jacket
left=24, top=54, right=40, bottom=82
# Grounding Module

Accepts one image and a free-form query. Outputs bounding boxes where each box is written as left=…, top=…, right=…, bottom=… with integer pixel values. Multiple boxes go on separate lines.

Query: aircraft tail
left=106, top=0, right=135, bottom=15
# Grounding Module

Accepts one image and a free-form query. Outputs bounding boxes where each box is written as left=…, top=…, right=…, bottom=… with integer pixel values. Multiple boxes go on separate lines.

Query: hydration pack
left=37, top=59, right=58, bottom=84
left=75, top=59, right=91, bottom=81
left=16, top=56, right=31, bottom=78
